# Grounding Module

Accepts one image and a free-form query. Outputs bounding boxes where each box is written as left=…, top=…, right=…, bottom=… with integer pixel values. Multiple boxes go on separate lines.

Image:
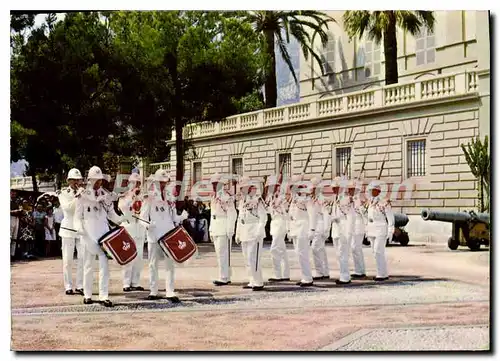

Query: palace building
left=142, top=11, right=490, bottom=241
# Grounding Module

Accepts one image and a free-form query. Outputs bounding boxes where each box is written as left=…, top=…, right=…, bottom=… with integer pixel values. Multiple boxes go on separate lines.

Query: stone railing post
left=454, top=71, right=467, bottom=95
left=309, top=101, right=318, bottom=120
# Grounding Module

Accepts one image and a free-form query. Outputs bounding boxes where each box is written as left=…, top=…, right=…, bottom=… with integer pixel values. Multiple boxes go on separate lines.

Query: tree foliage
left=232, top=10, right=333, bottom=108
left=11, top=11, right=267, bottom=187
left=343, top=11, right=435, bottom=85
left=461, top=136, right=490, bottom=212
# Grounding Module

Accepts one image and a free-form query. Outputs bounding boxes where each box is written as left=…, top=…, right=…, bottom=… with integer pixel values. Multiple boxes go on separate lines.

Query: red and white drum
left=158, top=226, right=197, bottom=264
left=98, top=226, right=138, bottom=266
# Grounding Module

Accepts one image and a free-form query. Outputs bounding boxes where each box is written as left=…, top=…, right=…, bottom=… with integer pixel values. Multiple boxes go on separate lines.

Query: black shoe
left=280, top=278, right=291, bottom=281
left=166, top=296, right=181, bottom=303
left=75, top=288, right=84, bottom=296
left=83, top=298, right=93, bottom=305
left=123, top=287, right=133, bottom=292
left=147, top=295, right=162, bottom=300
left=374, top=277, right=389, bottom=281
left=297, top=282, right=314, bottom=287
left=351, top=274, right=367, bottom=279
left=252, top=286, right=264, bottom=291
left=268, top=278, right=282, bottom=282
left=65, top=289, right=74, bottom=295
left=132, top=286, right=145, bottom=291
left=102, top=300, right=113, bottom=307
left=335, top=280, right=352, bottom=285
left=313, top=276, right=330, bottom=280
left=242, top=285, right=253, bottom=289
left=213, top=280, right=231, bottom=286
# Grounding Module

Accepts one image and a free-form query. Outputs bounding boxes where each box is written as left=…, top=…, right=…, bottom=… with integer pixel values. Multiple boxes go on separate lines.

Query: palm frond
left=275, top=29, right=298, bottom=84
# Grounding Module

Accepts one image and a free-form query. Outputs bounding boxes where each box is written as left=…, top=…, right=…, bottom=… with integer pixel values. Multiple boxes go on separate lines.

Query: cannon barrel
left=421, top=209, right=490, bottom=224
left=394, top=213, right=409, bottom=228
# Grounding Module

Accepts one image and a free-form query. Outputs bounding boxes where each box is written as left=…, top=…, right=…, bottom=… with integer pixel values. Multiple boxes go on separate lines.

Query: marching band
left=57, top=164, right=394, bottom=307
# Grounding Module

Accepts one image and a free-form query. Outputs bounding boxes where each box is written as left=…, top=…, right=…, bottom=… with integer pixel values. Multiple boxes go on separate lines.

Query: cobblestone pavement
left=11, top=241, right=490, bottom=351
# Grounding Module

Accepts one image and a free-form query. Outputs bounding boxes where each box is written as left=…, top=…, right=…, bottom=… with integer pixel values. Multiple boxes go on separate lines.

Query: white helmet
left=265, top=175, right=279, bottom=187
left=154, top=168, right=169, bottom=182
left=128, top=173, right=141, bottom=183
left=238, top=175, right=250, bottom=189
left=87, top=166, right=104, bottom=180
left=311, top=176, right=321, bottom=187
left=67, top=168, right=82, bottom=180
left=369, top=180, right=382, bottom=190
left=210, top=172, right=222, bottom=184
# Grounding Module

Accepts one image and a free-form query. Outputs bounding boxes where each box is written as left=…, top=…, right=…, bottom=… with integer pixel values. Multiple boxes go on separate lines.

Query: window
left=278, top=153, right=292, bottom=177
left=336, top=147, right=351, bottom=177
left=322, top=32, right=335, bottom=74
left=415, top=28, right=435, bottom=66
left=407, top=140, right=426, bottom=177
left=231, top=157, right=243, bottom=176
left=192, top=162, right=202, bottom=184
left=364, top=41, right=382, bottom=77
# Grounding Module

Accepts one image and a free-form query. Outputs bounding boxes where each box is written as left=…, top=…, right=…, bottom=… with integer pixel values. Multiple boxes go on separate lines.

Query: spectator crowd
left=10, top=191, right=63, bottom=261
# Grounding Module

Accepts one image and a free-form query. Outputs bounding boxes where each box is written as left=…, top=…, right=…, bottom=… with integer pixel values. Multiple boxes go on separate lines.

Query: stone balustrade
left=176, top=70, right=479, bottom=141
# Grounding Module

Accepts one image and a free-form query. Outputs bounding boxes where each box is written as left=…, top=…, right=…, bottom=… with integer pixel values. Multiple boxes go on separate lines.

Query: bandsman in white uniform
left=366, top=181, right=394, bottom=281
left=74, top=166, right=123, bottom=306
left=264, top=175, right=290, bottom=282
left=349, top=179, right=367, bottom=279
left=58, top=168, right=85, bottom=295
left=209, top=173, right=237, bottom=286
left=329, top=177, right=353, bottom=285
left=118, top=172, right=146, bottom=292
left=235, top=177, right=267, bottom=290
left=310, top=176, right=331, bottom=280
left=288, top=174, right=316, bottom=287
left=140, top=169, right=188, bottom=302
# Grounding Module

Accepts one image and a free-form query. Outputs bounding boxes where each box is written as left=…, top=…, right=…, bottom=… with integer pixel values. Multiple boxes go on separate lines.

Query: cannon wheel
left=448, top=237, right=459, bottom=250
left=467, top=238, right=481, bottom=251
left=398, top=232, right=410, bottom=246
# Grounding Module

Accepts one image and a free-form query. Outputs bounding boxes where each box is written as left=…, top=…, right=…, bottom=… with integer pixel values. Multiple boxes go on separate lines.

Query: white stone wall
left=174, top=107, right=480, bottom=216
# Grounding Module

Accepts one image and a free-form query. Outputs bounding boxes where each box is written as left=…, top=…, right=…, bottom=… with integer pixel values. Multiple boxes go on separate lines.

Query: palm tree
left=239, top=11, right=334, bottom=108
left=343, top=11, right=435, bottom=85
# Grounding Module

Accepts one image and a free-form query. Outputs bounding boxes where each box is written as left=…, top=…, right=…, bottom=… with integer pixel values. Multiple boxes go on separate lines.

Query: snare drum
left=158, top=226, right=197, bottom=264
left=98, top=226, right=137, bottom=266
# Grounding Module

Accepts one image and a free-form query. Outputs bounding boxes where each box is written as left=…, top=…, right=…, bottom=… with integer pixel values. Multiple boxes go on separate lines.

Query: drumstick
left=132, top=214, right=151, bottom=225
left=61, top=226, right=77, bottom=233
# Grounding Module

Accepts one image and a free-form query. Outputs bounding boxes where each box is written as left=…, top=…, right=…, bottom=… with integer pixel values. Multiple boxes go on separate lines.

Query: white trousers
left=291, top=236, right=313, bottom=283
left=333, top=235, right=350, bottom=282
left=311, top=233, right=330, bottom=277
left=62, top=237, right=84, bottom=291
left=351, top=234, right=366, bottom=275
left=213, top=236, right=232, bottom=282
left=83, top=247, right=109, bottom=300
left=148, top=242, right=176, bottom=297
left=241, top=239, right=264, bottom=287
left=123, top=239, right=144, bottom=288
left=270, top=232, right=290, bottom=279
left=368, top=235, right=388, bottom=278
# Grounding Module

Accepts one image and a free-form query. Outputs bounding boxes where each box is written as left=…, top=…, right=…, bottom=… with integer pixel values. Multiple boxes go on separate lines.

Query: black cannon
left=421, top=209, right=490, bottom=251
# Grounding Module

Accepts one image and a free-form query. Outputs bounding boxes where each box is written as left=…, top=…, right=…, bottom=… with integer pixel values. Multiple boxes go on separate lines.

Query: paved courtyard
left=10, top=239, right=490, bottom=351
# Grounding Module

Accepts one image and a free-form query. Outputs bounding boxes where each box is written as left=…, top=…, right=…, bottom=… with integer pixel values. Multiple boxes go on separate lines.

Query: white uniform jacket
left=266, top=194, right=289, bottom=238
left=140, top=188, right=188, bottom=243
left=353, top=196, right=368, bottom=236
left=365, top=197, right=395, bottom=239
left=287, top=195, right=316, bottom=239
left=236, top=196, right=267, bottom=243
left=329, top=195, right=355, bottom=239
left=209, top=190, right=237, bottom=238
left=58, top=186, right=81, bottom=238
left=312, top=197, right=331, bottom=238
left=74, top=188, right=123, bottom=255
left=118, top=190, right=146, bottom=241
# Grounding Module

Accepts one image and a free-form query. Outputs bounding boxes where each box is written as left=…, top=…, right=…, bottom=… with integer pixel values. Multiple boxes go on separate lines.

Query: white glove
left=180, top=209, right=189, bottom=221
left=96, top=195, right=107, bottom=203
left=76, top=224, right=85, bottom=236
left=235, top=236, right=241, bottom=244
left=308, top=229, right=315, bottom=239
